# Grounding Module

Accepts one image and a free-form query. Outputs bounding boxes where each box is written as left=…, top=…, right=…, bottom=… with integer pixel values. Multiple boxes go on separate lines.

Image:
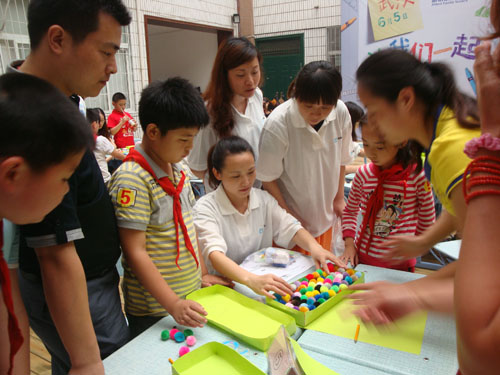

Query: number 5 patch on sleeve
left=117, top=188, right=137, bottom=207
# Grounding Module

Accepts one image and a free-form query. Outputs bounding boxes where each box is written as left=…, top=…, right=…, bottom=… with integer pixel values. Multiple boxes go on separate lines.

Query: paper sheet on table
left=239, top=248, right=314, bottom=282
left=290, top=339, right=340, bottom=375
left=307, top=295, right=427, bottom=355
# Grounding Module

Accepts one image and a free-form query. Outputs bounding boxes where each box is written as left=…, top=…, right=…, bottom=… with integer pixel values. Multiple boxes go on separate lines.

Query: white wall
left=253, top=0, right=341, bottom=63
left=148, top=25, right=218, bottom=91
left=123, top=0, right=237, bottom=107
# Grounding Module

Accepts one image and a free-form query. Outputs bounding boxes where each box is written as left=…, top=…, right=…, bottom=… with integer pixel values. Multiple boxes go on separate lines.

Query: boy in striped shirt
left=109, top=78, right=230, bottom=338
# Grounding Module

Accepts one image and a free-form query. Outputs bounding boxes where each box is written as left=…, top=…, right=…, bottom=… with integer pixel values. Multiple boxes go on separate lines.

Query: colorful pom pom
left=174, top=331, right=185, bottom=343
left=169, top=328, right=180, bottom=340
left=161, top=330, right=169, bottom=341
left=186, top=336, right=197, bottom=346
left=179, top=346, right=190, bottom=357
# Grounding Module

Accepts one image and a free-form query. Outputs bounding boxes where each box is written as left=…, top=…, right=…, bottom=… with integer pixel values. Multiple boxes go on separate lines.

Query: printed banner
left=368, top=0, right=424, bottom=41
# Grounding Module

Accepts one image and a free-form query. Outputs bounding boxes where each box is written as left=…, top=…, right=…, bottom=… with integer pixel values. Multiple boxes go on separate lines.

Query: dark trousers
left=19, top=267, right=130, bottom=375
left=126, top=313, right=163, bottom=340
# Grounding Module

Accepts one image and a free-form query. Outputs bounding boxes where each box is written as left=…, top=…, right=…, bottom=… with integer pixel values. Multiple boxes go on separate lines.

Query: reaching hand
left=474, top=41, right=500, bottom=137
left=309, top=244, right=347, bottom=272
left=248, top=274, right=293, bottom=298
left=170, top=299, right=207, bottom=328
left=202, top=274, right=234, bottom=288
left=348, top=281, right=423, bottom=325
left=339, top=243, right=358, bottom=267
left=381, top=235, right=429, bottom=264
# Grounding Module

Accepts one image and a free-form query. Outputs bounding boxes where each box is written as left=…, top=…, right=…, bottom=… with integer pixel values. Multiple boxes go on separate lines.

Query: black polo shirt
left=8, top=61, right=121, bottom=278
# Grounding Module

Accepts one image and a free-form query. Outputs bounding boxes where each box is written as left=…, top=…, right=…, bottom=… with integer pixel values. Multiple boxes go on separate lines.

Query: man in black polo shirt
left=8, top=1, right=131, bottom=374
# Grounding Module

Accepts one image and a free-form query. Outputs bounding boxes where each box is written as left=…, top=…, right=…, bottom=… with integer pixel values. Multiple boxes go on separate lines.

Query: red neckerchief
left=124, top=149, right=199, bottom=269
left=0, top=220, right=24, bottom=375
left=356, top=163, right=415, bottom=251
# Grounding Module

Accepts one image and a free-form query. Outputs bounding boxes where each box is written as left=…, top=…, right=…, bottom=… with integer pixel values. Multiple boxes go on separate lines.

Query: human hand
left=170, top=299, right=207, bottom=328
left=348, top=281, right=423, bottom=325
left=474, top=41, right=500, bottom=137
left=339, top=242, right=358, bottom=267
left=333, top=197, right=346, bottom=218
left=248, top=274, right=293, bottom=298
left=381, top=235, right=428, bottom=264
left=309, top=243, right=347, bottom=272
left=69, top=361, right=105, bottom=375
left=202, top=274, right=234, bottom=288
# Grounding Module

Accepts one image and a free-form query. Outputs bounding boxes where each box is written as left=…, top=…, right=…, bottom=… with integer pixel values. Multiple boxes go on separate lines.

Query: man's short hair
left=0, top=73, right=94, bottom=171
left=28, top=0, right=131, bottom=50
left=112, top=92, right=127, bottom=103
left=139, top=77, right=209, bottom=135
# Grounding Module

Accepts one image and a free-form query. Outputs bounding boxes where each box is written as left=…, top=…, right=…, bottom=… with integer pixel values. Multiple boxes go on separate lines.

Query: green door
left=256, top=35, right=304, bottom=100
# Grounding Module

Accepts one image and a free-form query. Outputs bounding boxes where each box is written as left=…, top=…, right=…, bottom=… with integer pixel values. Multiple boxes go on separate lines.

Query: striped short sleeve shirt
left=108, top=147, right=201, bottom=316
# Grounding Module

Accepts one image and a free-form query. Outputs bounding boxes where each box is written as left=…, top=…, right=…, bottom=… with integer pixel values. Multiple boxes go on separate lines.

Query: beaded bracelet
left=464, top=133, right=500, bottom=159
left=462, top=155, right=500, bottom=204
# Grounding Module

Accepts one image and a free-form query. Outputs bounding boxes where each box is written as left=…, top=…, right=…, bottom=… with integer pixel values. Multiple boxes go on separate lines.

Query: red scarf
left=356, top=163, right=415, bottom=252
left=124, top=150, right=198, bottom=269
left=0, top=220, right=24, bottom=375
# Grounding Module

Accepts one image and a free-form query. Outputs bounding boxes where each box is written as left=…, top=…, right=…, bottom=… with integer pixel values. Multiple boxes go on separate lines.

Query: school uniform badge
left=117, top=187, right=137, bottom=207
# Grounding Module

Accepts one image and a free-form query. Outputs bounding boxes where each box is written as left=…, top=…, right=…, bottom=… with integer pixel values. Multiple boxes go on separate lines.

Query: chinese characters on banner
left=368, top=0, right=424, bottom=41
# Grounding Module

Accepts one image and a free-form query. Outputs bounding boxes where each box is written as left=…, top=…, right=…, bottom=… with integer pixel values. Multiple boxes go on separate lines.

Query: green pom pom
left=161, top=330, right=169, bottom=341
left=184, top=329, right=194, bottom=337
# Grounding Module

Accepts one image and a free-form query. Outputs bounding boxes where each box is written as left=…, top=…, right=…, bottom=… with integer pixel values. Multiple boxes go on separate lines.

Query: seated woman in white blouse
left=193, top=136, right=346, bottom=298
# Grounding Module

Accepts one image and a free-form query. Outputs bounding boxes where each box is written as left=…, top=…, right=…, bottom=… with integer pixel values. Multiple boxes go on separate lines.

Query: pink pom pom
left=179, top=346, right=190, bottom=357
left=186, top=335, right=197, bottom=346
left=169, top=328, right=179, bottom=340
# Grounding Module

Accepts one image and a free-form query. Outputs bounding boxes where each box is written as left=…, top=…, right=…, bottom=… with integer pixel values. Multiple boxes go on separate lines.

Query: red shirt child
left=107, top=93, right=137, bottom=148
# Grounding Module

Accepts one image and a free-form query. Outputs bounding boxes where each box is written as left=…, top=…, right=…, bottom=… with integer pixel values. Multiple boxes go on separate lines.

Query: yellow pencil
left=354, top=324, right=360, bottom=343
left=168, top=358, right=174, bottom=365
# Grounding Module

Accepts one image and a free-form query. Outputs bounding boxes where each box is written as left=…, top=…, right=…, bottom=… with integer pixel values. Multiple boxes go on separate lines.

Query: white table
left=432, top=240, right=461, bottom=263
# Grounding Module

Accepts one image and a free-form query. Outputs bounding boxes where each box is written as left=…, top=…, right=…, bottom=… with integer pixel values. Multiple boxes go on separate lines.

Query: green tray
left=172, top=342, right=266, bottom=375
left=266, top=272, right=365, bottom=327
left=187, top=285, right=296, bottom=351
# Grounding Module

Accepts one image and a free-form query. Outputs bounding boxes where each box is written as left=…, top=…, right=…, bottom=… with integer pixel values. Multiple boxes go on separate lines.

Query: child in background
left=345, top=101, right=366, bottom=175
left=108, top=78, right=231, bottom=339
left=0, top=73, right=93, bottom=375
left=87, top=108, right=124, bottom=183
left=340, top=115, right=435, bottom=271
left=257, top=61, right=353, bottom=254
left=108, top=92, right=137, bottom=149
left=194, top=136, right=346, bottom=297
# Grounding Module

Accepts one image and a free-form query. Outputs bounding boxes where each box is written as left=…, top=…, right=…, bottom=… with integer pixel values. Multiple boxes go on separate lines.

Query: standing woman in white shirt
left=187, top=37, right=266, bottom=191
left=193, top=136, right=346, bottom=298
left=256, top=61, right=353, bottom=254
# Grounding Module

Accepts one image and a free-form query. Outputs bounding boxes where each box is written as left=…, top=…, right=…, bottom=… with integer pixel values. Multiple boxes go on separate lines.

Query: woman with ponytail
left=187, top=37, right=266, bottom=192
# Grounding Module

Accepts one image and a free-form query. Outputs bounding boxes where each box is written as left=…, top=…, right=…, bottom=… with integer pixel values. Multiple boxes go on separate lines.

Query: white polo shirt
left=256, top=98, right=353, bottom=237
left=187, top=88, right=266, bottom=191
left=193, top=184, right=303, bottom=274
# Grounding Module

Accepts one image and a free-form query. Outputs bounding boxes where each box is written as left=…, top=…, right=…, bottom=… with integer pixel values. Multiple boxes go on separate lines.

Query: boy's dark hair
left=207, top=136, right=255, bottom=190
left=112, top=92, right=127, bottom=103
left=0, top=73, right=93, bottom=171
left=28, top=0, right=131, bottom=50
left=86, top=108, right=100, bottom=124
left=356, top=49, right=479, bottom=130
left=139, top=77, right=209, bottom=135
left=294, top=61, right=342, bottom=105
left=358, top=114, right=424, bottom=173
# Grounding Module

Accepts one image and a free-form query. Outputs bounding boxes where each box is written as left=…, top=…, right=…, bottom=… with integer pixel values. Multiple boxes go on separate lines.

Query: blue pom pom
left=314, top=294, right=322, bottom=301
left=308, top=304, right=316, bottom=311
left=355, top=272, right=362, bottom=278
left=345, top=276, right=353, bottom=284
left=307, top=297, right=315, bottom=305
left=321, top=292, right=330, bottom=299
